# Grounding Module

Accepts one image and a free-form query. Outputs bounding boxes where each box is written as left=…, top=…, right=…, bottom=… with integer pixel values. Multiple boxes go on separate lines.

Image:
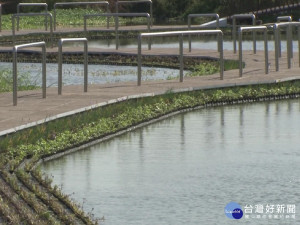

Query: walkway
left=0, top=46, right=299, bottom=135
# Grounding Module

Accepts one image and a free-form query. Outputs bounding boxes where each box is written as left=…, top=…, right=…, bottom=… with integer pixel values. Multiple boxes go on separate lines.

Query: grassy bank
left=1, top=8, right=148, bottom=31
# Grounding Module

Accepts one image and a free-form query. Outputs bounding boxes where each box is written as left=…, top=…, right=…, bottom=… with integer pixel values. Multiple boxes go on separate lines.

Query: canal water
left=41, top=99, right=300, bottom=224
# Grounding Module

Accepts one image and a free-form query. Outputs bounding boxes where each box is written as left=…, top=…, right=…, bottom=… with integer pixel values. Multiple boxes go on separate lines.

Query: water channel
left=41, top=99, right=300, bottom=225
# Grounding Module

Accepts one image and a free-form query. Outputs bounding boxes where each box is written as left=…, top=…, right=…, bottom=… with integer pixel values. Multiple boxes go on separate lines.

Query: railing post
left=274, top=24, right=279, bottom=71
left=147, top=16, right=151, bottom=50
left=252, top=15, right=256, bottom=54
left=84, top=40, right=88, bottom=92
left=233, top=17, right=237, bottom=53
left=0, top=4, right=2, bottom=32
left=58, top=38, right=88, bottom=94
left=13, top=47, right=17, bottom=106
left=12, top=15, right=16, bottom=45
left=287, top=24, right=292, bottom=69
left=138, top=35, right=142, bottom=86
left=219, top=32, right=224, bottom=80
left=188, top=16, right=191, bottom=52
left=115, top=15, right=119, bottom=50
left=179, top=34, right=184, bottom=82
left=238, top=28, right=243, bottom=77
left=298, top=25, right=300, bottom=67
left=13, top=42, right=47, bottom=106
left=58, top=40, right=63, bottom=95
left=264, top=29, right=269, bottom=74
left=42, top=45, right=46, bottom=98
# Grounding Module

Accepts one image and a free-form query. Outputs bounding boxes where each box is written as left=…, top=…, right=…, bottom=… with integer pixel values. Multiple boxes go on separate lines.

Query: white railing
left=12, top=13, right=53, bottom=47
left=16, top=3, right=48, bottom=31
left=239, top=26, right=268, bottom=76
left=84, top=13, right=151, bottom=50
left=232, top=14, right=256, bottom=54
left=13, top=42, right=46, bottom=106
left=58, top=38, right=88, bottom=95
left=137, top=30, right=224, bottom=86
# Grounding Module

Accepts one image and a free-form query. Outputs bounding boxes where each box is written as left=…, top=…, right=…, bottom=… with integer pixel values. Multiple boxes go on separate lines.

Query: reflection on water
left=41, top=99, right=300, bottom=224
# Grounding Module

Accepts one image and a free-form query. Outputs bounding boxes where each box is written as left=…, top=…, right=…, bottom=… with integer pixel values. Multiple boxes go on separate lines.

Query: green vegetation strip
left=1, top=80, right=300, bottom=224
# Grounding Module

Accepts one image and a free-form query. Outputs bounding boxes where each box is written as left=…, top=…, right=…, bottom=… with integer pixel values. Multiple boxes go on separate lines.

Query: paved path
left=0, top=45, right=299, bottom=134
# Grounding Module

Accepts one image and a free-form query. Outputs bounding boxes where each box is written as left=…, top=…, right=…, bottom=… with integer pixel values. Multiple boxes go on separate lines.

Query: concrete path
left=0, top=46, right=299, bottom=135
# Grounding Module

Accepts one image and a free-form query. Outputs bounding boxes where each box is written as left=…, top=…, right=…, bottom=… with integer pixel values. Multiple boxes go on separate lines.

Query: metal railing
left=116, top=0, right=153, bottom=26
left=277, top=16, right=293, bottom=57
left=274, top=22, right=300, bottom=71
left=54, top=1, right=110, bottom=30
left=84, top=13, right=151, bottom=50
left=238, top=26, right=268, bottom=77
left=277, top=16, right=292, bottom=22
left=12, top=13, right=53, bottom=47
left=58, top=38, right=88, bottom=95
left=137, top=30, right=224, bottom=86
left=13, top=42, right=46, bottom=106
left=232, top=14, right=256, bottom=54
left=17, top=3, right=48, bottom=31
left=0, top=4, right=2, bottom=32
left=187, top=14, right=220, bottom=52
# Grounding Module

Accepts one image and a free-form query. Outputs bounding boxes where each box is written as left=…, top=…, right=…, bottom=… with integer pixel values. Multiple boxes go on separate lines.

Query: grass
left=0, top=69, right=39, bottom=93
left=1, top=8, right=150, bottom=30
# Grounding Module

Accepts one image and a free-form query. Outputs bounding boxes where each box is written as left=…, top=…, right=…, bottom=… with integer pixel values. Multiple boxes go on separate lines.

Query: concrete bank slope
left=0, top=49, right=299, bottom=135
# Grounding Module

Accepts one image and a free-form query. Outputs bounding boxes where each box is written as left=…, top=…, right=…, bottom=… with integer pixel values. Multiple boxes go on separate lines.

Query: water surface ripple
left=42, top=99, right=300, bottom=224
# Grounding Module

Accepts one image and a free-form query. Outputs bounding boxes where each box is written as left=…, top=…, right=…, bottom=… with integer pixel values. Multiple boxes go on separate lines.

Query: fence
left=232, top=14, right=256, bottom=54
left=277, top=16, right=293, bottom=57
left=0, top=4, right=2, bottom=32
left=13, top=42, right=46, bottom=106
left=53, top=1, right=110, bottom=30
left=187, top=14, right=220, bottom=52
left=116, top=0, right=153, bottom=26
left=238, top=26, right=268, bottom=77
left=58, top=38, right=88, bottom=95
left=84, top=13, right=151, bottom=50
left=12, top=13, right=53, bottom=47
left=137, top=30, right=224, bottom=86
left=17, top=3, right=48, bottom=31
left=274, top=22, right=300, bottom=71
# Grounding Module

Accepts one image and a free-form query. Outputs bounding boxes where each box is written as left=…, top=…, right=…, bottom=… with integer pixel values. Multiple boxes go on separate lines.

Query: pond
left=0, top=62, right=187, bottom=87
left=41, top=99, right=300, bottom=224
left=70, top=34, right=299, bottom=52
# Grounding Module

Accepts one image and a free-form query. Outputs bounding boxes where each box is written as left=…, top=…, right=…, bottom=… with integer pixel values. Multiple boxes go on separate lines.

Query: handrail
left=277, top=16, right=292, bottom=22
left=58, top=38, right=88, bottom=95
left=13, top=42, right=46, bottom=106
left=232, top=14, right=256, bottom=54
left=12, top=13, right=53, bottom=47
left=17, top=3, right=48, bottom=31
left=277, top=16, right=292, bottom=57
left=137, top=30, right=224, bottom=86
left=187, top=13, right=220, bottom=52
left=274, top=22, right=300, bottom=71
left=84, top=13, right=151, bottom=50
left=116, top=0, right=152, bottom=26
left=54, top=1, right=110, bottom=30
left=0, top=4, right=2, bottom=32
left=238, top=26, right=268, bottom=77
